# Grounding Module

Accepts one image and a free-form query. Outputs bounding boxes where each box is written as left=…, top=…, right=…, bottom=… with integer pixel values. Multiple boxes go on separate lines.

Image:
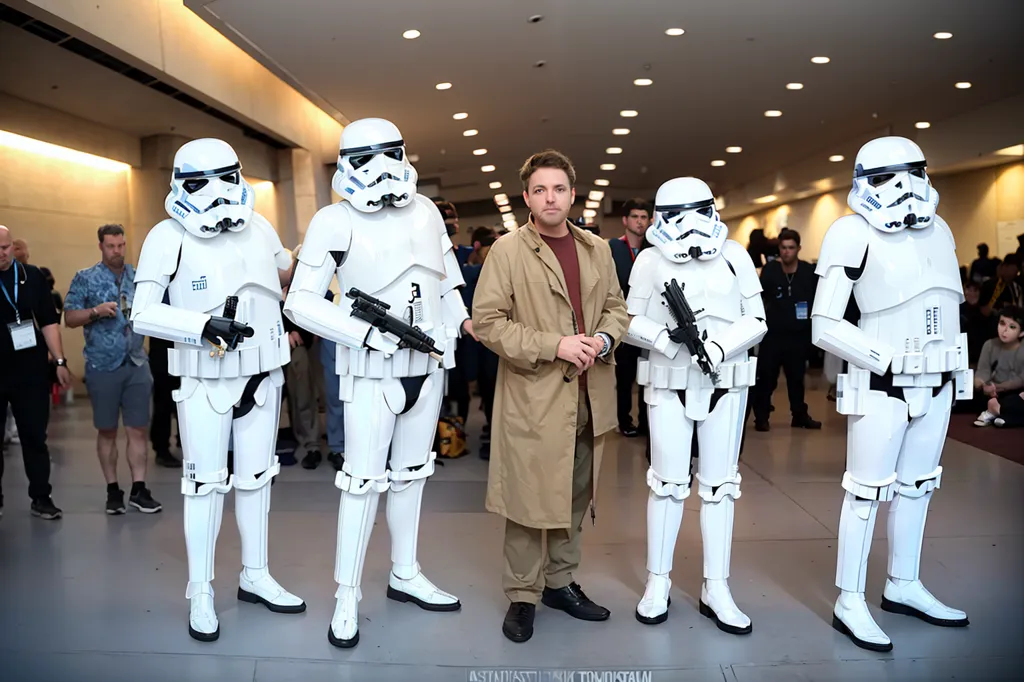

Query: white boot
left=833, top=492, right=892, bottom=651
left=235, top=483, right=305, bottom=613
left=635, top=487, right=684, bottom=624
left=385, top=476, right=460, bottom=611
left=700, top=497, right=751, bottom=634
left=329, top=585, right=361, bottom=648
left=883, top=491, right=968, bottom=626
left=187, top=582, right=219, bottom=642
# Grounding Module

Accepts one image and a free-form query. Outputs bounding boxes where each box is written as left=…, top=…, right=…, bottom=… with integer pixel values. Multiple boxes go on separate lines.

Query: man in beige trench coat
left=472, top=150, right=629, bottom=643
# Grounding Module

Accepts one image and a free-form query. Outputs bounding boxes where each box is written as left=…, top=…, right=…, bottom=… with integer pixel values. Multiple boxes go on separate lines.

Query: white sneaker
left=700, top=580, right=752, bottom=635
left=188, top=584, right=219, bottom=642
left=386, top=570, right=461, bottom=611
left=974, top=410, right=995, bottom=427
left=329, top=585, right=360, bottom=648
left=635, top=573, right=671, bottom=624
left=881, top=579, right=969, bottom=627
left=833, top=591, right=892, bottom=652
left=237, top=568, right=306, bottom=613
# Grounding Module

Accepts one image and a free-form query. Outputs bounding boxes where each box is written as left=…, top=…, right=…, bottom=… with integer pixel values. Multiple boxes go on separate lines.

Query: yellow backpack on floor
left=436, top=416, right=468, bottom=458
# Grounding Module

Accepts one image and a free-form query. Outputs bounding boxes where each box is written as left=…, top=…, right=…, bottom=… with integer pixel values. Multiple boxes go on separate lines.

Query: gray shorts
left=85, top=361, right=153, bottom=431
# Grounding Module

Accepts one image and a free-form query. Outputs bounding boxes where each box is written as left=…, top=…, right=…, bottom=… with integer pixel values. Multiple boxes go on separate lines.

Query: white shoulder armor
left=721, top=239, right=761, bottom=298
left=298, top=203, right=354, bottom=269
left=625, top=248, right=660, bottom=315
left=136, top=219, right=185, bottom=283
left=250, top=211, right=291, bottom=271
left=815, top=215, right=870, bottom=275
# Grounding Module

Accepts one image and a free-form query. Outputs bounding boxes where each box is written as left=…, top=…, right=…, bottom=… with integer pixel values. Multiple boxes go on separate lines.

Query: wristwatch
left=54, top=358, right=67, bottom=367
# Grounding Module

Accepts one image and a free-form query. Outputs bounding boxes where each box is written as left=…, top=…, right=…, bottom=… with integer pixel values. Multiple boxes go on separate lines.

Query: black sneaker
left=792, top=414, right=822, bottom=429
left=155, top=451, right=182, bottom=468
left=31, top=498, right=62, bottom=520
left=129, top=488, right=163, bottom=514
left=106, top=489, right=126, bottom=515
left=327, top=452, right=345, bottom=471
left=301, top=450, right=322, bottom=470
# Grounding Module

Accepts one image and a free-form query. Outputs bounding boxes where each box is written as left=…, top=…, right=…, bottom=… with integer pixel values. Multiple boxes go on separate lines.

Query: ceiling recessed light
left=633, top=78, right=653, bottom=86
left=499, top=205, right=512, bottom=213
left=613, top=128, right=630, bottom=135
left=829, top=154, right=845, bottom=162
left=955, top=81, right=972, bottom=89
left=489, top=181, right=502, bottom=189
left=665, top=28, right=685, bottom=36
left=453, top=112, right=468, bottom=120
left=402, top=29, right=420, bottom=40
left=585, top=200, right=600, bottom=209
left=408, top=154, right=419, bottom=163
left=933, top=31, right=953, bottom=40
left=710, top=160, right=726, bottom=167
left=583, top=209, right=597, bottom=219
left=811, top=56, right=830, bottom=64
left=600, top=163, right=616, bottom=171
left=725, top=146, right=742, bottom=153
left=494, top=193, right=509, bottom=204
left=605, top=147, right=622, bottom=154
left=915, top=121, right=931, bottom=129
left=786, top=82, right=804, bottom=90
left=753, top=194, right=778, bottom=204
left=764, top=110, right=782, bottom=117
left=588, top=190, right=605, bottom=201
left=463, top=129, right=478, bottom=136
left=435, top=82, right=452, bottom=90
left=473, top=148, right=487, bottom=156
left=620, top=110, right=638, bottom=118
left=594, top=179, right=610, bottom=187
left=481, top=165, right=495, bottom=172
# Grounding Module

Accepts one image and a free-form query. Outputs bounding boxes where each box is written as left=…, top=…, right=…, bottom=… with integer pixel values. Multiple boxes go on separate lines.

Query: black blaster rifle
left=347, top=288, right=443, bottom=362
left=662, top=278, right=719, bottom=385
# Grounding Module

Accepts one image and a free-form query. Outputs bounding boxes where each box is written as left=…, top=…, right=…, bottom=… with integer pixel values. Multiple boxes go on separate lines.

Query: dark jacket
left=608, top=236, right=641, bottom=297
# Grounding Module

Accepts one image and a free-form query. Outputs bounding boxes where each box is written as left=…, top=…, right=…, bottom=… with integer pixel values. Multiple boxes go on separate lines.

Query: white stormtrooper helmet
left=332, top=118, right=418, bottom=213
left=165, top=138, right=254, bottom=238
left=848, top=136, right=939, bottom=233
left=646, top=177, right=726, bottom=264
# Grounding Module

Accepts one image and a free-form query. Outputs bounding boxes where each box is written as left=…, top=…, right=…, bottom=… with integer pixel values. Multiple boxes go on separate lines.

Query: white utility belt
left=336, top=341, right=457, bottom=380
left=638, top=357, right=757, bottom=391
left=890, top=332, right=969, bottom=376
left=167, top=340, right=289, bottom=379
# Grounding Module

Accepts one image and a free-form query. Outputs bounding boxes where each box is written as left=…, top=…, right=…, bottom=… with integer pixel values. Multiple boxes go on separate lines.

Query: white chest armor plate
left=853, top=225, right=966, bottom=377
left=333, top=201, right=449, bottom=381
left=168, top=225, right=288, bottom=379
left=635, top=254, right=755, bottom=391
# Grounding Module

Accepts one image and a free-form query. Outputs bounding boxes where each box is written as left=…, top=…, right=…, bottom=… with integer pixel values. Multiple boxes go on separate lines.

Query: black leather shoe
left=502, top=602, right=535, bottom=643
left=301, top=450, right=322, bottom=469
left=541, top=582, right=610, bottom=621
left=792, top=414, right=822, bottom=429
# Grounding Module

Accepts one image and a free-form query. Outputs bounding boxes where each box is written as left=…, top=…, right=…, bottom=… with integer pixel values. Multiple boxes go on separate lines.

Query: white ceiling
left=185, top=0, right=1024, bottom=207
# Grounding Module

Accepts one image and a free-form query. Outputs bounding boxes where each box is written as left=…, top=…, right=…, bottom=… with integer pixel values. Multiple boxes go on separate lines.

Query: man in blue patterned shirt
left=65, top=224, right=161, bottom=515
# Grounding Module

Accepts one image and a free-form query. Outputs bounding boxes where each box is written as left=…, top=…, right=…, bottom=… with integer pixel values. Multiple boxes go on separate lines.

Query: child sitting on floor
left=974, top=306, right=1024, bottom=427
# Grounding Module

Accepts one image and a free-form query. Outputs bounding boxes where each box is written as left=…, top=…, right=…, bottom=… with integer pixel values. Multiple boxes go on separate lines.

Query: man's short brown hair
left=519, top=150, right=576, bottom=191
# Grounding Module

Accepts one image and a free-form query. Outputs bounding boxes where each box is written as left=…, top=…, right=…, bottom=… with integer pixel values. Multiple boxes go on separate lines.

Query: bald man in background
left=12, top=238, right=29, bottom=265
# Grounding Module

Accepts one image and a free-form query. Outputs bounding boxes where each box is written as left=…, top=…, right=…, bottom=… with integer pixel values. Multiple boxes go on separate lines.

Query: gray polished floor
left=1, top=378, right=1022, bottom=682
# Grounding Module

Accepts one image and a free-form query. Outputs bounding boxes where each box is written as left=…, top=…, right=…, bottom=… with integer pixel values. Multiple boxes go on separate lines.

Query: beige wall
left=726, top=160, right=1024, bottom=264
left=0, top=144, right=132, bottom=377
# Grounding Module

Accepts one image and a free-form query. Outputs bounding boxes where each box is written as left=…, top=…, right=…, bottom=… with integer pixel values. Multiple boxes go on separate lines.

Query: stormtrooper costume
left=622, top=177, right=766, bottom=633
left=283, top=118, right=467, bottom=648
left=812, top=136, right=971, bottom=652
left=130, top=138, right=305, bottom=642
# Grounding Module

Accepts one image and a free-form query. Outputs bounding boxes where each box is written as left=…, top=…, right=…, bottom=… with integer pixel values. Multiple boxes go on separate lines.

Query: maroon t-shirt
left=541, top=232, right=589, bottom=389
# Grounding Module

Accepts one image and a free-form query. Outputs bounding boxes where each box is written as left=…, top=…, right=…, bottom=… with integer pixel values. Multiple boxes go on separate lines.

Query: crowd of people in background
left=2, top=211, right=1023, bottom=520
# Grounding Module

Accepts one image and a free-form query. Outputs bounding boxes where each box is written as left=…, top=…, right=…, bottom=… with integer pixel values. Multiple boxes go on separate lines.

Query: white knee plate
left=389, top=451, right=437, bottom=492
left=841, top=470, right=897, bottom=503
left=233, top=459, right=281, bottom=491
left=647, top=466, right=691, bottom=500
left=182, top=465, right=231, bottom=496
left=696, top=470, right=741, bottom=503
left=335, top=466, right=391, bottom=494
left=893, top=466, right=942, bottom=499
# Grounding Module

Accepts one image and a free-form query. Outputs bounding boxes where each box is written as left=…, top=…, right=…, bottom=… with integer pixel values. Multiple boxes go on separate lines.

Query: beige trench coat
left=471, top=218, right=628, bottom=529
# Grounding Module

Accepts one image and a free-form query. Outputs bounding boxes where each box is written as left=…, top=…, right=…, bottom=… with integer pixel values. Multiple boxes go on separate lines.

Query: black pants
left=0, top=365, right=53, bottom=504
left=148, top=336, right=179, bottom=455
left=478, top=346, right=499, bottom=425
left=446, top=355, right=471, bottom=422
left=614, top=343, right=647, bottom=430
left=753, top=337, right=809, bottom=423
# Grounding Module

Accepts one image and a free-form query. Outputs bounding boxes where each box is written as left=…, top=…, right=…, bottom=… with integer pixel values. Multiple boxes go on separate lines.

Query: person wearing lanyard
left=0, top=225, right=70, bottom=520
left=64, top=224, right=161, bottom=515
left=751, top=228, right=822, bottom=431
left=608, top=198, right=653, bottom=437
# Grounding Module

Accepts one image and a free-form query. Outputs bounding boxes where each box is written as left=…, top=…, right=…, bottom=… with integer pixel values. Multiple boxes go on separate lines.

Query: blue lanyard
left=0, top=261, right=20, bottom=324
